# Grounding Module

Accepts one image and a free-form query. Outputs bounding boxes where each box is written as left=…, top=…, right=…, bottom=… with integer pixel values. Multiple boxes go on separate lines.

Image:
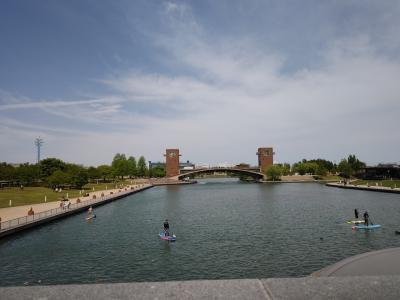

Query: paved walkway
left=0, top=184, right=144, bottom=222
left=2, top=276, right=400, bottom=299
left=326, top=182, right=400, bottom=194
left=313, top=247, right=400, bottom=277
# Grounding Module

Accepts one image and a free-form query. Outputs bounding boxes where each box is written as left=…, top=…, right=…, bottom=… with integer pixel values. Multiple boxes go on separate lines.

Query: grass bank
left=351, top=180, right=400, bottom=189
left=0, top=181, right=139, bottom=208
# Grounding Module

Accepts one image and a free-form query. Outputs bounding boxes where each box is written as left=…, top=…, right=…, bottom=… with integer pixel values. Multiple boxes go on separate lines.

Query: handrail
left=0, top=184, right=150, bottom=232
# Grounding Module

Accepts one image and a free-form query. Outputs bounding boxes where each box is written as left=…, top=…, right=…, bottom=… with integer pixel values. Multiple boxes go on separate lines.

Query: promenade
left=0, top=179, right=196, bottom=238
left=326, top=182, right=400, bottom=194
left=0, top=183, right=153, bottom=238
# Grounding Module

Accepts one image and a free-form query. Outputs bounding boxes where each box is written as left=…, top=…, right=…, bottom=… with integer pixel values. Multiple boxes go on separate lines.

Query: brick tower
left=165, top=149, right=180, bottom=177
left=257, top=147, right=274, bottom=172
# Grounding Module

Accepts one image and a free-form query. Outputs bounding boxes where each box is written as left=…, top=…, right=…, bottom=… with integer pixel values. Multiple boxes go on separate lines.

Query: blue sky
left=1, top=0, right=399, bottom=166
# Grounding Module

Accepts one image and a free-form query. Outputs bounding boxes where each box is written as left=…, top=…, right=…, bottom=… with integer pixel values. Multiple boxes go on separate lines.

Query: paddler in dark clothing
left=363, top=211, right=369, bottom=226
left=163, top=219, right=170, bottom=236
left=354, top=209, right=359, bottom=219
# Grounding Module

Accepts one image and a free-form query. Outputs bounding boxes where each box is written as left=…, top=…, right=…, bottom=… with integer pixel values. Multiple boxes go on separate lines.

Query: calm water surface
left=1, top=179, right=400, bottom=286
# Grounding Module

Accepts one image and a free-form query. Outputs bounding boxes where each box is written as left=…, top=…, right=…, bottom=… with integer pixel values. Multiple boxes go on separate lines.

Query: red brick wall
left=165, top=149, right=180, bottom=177
left=257, top=147, right=274, bottom=172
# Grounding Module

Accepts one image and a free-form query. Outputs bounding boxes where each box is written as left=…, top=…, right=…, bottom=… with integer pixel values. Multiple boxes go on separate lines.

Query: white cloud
left=1, top=2, right=400, bottom=166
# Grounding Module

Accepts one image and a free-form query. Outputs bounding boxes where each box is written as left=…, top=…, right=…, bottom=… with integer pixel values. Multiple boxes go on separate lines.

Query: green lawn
left=351, top=180, right=400, bottom=189
left=0, top=181, right=136, bottom=208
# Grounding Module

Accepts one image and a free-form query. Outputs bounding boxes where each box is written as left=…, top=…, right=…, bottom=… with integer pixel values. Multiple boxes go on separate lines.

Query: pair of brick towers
left=165, top=147, right=274, bottom=178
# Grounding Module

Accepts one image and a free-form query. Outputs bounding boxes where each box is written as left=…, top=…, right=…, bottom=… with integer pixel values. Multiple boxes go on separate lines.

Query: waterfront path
left=0, top=179, right=196, bottom=238
left=0, top=184, right=146, bottom=222
left=326, top=182, right=400, bottom=194
left=0, top=183, right=153, bottom=238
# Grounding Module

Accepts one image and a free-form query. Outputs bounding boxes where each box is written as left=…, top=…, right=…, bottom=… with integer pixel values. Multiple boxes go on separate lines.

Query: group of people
left=354, top=208, right=370, bottom=226
left=60, top=200, right=71, bottom=210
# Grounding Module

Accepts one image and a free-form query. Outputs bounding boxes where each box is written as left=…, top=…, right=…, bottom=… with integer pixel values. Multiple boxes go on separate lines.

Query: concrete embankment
left=326, top=182, right=400, bottom=194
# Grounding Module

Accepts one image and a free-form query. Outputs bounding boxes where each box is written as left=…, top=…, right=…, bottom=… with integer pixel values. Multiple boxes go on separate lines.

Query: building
left=256, top=147, right=274, bottom=172
left=360, top=164, right=400, bottom=180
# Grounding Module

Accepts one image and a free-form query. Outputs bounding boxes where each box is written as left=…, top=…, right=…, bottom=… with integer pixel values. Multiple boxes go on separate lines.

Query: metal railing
left=0, top=184, right=150, bottom=232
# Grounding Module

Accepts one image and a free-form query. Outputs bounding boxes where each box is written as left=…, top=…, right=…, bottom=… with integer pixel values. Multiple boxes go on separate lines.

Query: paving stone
left=0, top=279, right=269, bottom=300
left=262, top=276, right=400, bottom=300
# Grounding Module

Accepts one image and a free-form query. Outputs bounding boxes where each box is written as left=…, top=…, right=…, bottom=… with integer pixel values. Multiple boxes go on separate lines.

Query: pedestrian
left=363, top=211, right=369, bottom=226
left=163, top=219, right=170, bottom=236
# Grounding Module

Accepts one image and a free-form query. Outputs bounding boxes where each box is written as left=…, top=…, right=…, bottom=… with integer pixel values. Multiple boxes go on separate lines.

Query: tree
left=265, top=165, right=282, bottom=181
left=149, top=166, right=165, bottom=178
left=47, top=170, right=71, bottom=188
left=347, top=154, right=366, bottom=173
left=63, top=164, right=89, bottom=189
left=137, top=156, right=148, bottom=177
left=304, top=162, right=319, bottom=174
left=40, top=158, right=66, bottom=179
left=292, top=159, right=335, bottom=176
left=87, top=167, right=101, bottom=181
left=338, top=159, right=352, bottom=178
left=281, top=163, right=291, bottom=176
left=308, top=159, right=334, bottom=173
left=15, top=163, right=40, bottom=185
left=97, top=165, right=112, bottom=182
left=315, top=165, right=328, bottom=176
left=69, top=168, right=88, bottom=189
left=111, top=153, right=129, bottom=179
left=0, top=163, right=16, bottom=181
left=127, top=156, right=137, bottom=178
left=292, top=162, right=307, bottom=175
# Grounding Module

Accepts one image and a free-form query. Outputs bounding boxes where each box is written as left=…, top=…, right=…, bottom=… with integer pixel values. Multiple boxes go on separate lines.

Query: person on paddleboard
left=163, top=219, right=170, bottom=236
left=363, top=211, right=369, bottom=226
left=354, top=209, right=359, bottom=219
left=88, top=206, right=93, bottom=215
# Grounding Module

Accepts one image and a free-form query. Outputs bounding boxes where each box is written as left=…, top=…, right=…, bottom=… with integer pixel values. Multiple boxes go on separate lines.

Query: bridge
left=160, top=147, right=275, bottom=181
left=172, top=167, right=266, bottom=180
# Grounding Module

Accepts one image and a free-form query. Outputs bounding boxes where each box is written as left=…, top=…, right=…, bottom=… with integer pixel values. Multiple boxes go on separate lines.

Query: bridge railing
left=193, top=166, right=260, bottom=170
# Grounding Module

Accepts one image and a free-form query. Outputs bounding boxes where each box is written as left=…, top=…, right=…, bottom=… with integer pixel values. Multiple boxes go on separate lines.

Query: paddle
left=369, top=215, right=374, bottom=226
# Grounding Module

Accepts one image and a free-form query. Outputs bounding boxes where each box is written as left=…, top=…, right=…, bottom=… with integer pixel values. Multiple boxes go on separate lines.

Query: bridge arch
left=172, top=167, right=266, bottom=181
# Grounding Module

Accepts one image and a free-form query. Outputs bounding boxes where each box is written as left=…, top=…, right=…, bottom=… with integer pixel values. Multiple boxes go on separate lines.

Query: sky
left=1, top=0, right=399, bottom=167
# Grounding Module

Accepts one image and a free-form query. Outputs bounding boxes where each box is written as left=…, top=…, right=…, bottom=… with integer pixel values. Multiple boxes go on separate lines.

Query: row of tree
left=0, top=153, right=366, bottom=185
left=110, top=153, right=166, bottom=178
left=0, top=159, right=90, bottom=189
left=0, top=153, right=164, bottom=189
left=264, top=155, right=366, bottom=181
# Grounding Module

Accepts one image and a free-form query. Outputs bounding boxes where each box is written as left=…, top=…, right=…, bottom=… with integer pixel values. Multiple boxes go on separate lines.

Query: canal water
left=1, top=179, right=400, bottom=286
